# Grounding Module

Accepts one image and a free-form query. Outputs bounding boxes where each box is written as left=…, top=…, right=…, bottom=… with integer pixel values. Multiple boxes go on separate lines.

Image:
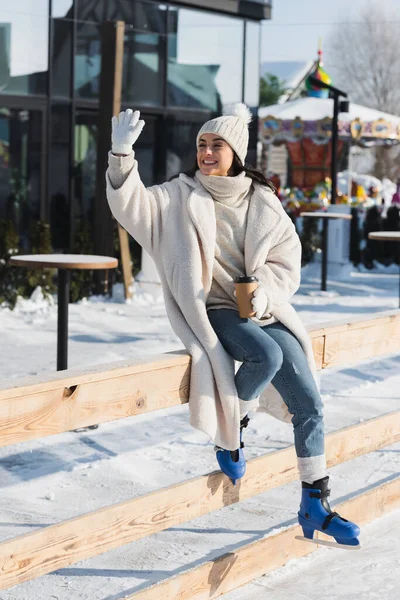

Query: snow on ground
left=0, top=264, right=399, bottom=599
left=221, top=509, right=400, bottom=600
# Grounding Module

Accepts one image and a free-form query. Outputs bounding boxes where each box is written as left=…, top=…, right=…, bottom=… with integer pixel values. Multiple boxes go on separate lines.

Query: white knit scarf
left=195, top=170, right=252, bottom=206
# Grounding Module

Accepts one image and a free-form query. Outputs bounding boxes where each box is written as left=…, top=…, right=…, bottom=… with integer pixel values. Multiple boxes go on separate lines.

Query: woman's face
left=197, top=133, right=234, bottom=177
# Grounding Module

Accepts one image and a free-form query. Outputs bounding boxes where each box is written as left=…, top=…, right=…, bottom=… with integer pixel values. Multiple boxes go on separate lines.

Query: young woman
left=106, top=105, right=360, bottom=549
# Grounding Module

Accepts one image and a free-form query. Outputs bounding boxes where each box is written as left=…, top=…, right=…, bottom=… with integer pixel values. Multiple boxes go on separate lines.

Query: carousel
left=259, top=48, right=400, bottom=213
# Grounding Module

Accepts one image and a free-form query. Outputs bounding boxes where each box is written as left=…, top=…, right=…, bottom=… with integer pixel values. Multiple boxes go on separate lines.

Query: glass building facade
left=0, top=0, right=269, bottom=252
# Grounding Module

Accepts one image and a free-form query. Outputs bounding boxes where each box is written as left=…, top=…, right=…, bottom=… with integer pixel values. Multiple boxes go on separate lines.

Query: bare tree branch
left=327, top=0, right=400, bottom=114
left=326, top=0, right=400, bottom=179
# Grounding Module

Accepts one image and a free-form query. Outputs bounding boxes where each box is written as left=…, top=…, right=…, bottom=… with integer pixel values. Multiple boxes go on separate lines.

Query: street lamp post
left=309, top=77, right=349, bottom=205
left=308, top=77, right=350, bottom=290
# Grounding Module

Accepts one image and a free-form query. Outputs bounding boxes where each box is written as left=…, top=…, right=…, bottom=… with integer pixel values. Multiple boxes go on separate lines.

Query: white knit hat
left=196, top=103, right=252, bottom=165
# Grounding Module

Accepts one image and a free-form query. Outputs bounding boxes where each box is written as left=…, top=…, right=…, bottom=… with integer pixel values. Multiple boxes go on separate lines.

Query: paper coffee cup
left=234, top=276, right=259, bottom=318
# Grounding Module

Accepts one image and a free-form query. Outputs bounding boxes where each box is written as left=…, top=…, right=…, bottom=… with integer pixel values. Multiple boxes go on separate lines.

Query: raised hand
left=111, top=109, right=145, bottom=156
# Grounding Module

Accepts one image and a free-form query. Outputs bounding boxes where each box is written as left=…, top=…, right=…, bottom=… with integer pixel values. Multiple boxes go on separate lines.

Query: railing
left=0, top=309, right=399, bottom=597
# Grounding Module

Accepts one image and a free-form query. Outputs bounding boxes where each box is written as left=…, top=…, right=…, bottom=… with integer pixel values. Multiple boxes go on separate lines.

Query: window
left=75, top=22, right=101, bottom=100
left=165, top=114, right=209, bottom=180
left=244, top=21, right=260, bottom=109
left=131, top=115, right=158, bottom=185
left=122, top=30, right=165, bottom=106
left=52, top=3, right=73, bottom=98
left=0, top=107, right=42, bottom=247
left=0, top=1, right=48, bottom=96
left=74, top=1, right=167, bottom=105
left=49, top=103, right=71, bottom=250
left=74, top=110, right=98, bottom=223
left=167, top=7, right=244, bottom=111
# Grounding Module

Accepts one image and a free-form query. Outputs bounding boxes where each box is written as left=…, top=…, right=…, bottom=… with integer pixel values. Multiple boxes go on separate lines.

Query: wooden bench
left=0, top=309, right=399, bottom=598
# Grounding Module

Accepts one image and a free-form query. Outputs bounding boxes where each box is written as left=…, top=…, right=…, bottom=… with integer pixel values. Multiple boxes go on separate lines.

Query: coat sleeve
left=106, top=151, right=170, bottom=255
left=253, top=205, right=302, bottom=313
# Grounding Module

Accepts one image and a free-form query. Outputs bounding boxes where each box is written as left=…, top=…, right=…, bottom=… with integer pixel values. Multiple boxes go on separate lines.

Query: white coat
left=106, top=155, right=317, bottom=450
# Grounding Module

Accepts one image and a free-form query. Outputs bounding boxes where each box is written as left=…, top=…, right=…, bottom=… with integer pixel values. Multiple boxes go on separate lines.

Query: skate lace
left=240, top=415, right=250, bottom=449
left=240, top=415, right=250, bottom=430
left=310, top=489, right=330, bottom=499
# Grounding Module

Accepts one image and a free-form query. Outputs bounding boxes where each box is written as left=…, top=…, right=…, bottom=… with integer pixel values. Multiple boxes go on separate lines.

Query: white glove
left=251, top=286, right=269, bottom=319
left=111, top=109, right=145, bottom=156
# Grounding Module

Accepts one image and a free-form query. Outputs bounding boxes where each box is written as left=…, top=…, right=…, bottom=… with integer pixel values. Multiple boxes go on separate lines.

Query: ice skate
left=296, top=476, right=361, bottom=550
left=215, top=415, right=250, bottom=485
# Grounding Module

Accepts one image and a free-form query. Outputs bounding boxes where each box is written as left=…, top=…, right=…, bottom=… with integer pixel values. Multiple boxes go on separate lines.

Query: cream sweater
left=196, top=170, right=250, bottom=313
left=195, top=171, right=276, bottom=325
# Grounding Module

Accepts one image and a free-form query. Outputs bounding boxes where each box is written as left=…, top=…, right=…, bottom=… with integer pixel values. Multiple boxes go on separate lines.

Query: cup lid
left=234, top=276, right=258, bottom=283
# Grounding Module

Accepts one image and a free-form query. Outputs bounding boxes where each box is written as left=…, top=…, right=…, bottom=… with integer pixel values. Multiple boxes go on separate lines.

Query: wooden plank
left=0, top=351, right=190, bottom=399
left=0, top=359, right=190, bottom=447
left=112, top=22, right=133, bottom=301
left=310, top=333, right=325, bottom=370
left=0, top=411, right=398, bottom=591
left=125, top=477, right=400, bottom=600
left=0, top=311, right=399, bottom=447
left=323, top=314, right=400, bottom=369
left=118, top=224, right=133, bottom=300
left=307, top=309, right=400, bottom=336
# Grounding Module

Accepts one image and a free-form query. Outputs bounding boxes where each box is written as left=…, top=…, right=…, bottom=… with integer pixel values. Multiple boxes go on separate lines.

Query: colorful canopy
left=259, top=97, right=400, bottom=145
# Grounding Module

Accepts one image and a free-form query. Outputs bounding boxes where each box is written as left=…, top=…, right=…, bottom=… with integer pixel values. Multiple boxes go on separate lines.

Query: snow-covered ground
left=222, top=509, right=400, bottom=600
left=0, top=264, right=399, bottom=600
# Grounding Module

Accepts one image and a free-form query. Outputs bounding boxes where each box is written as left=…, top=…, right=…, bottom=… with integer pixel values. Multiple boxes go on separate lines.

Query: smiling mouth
left=203, top=160, right=217, bottom=165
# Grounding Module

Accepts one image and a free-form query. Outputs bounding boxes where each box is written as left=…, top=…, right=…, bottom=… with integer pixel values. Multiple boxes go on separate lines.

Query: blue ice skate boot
left=297, top=476, right=361, bottom=549
left=215, top=415, right=250, bottom=485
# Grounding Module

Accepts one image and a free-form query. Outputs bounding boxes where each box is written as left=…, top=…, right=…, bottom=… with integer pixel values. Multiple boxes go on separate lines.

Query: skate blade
left=295, top=535, right=361, bottom=550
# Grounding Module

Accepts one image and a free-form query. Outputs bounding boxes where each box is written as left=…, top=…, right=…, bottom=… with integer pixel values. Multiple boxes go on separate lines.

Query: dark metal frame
left=0, top=94, right=47, bottom=111
left=308, top=76, right=349, bottom=206
left=171, top=0, right=271, bottom=19
left=45, top=0, right=54, bottom=223
left=307, top=77, right=349, bottom=291
left=242, top=21, right=247, bottom=102
left=57, top=269, right=70, bottom=370
left=68, top=1, right=78, bottom=248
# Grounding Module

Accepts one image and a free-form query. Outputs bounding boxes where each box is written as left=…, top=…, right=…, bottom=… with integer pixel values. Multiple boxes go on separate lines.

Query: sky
left=262, top=0, right=400, bottom=65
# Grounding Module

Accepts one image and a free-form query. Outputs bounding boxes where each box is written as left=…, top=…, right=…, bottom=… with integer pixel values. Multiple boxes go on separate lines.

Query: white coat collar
left=244, top=184, right=281, bottom=275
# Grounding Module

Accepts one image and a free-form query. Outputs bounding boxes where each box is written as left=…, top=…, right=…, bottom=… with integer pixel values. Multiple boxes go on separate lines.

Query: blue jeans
left=207, top=309, right=325, bottom=460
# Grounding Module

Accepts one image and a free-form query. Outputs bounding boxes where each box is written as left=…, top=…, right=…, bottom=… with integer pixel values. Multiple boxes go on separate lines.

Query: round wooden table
left=10, top=254, right=118, bottom=370
left=301, top=211, right=353, bottom=291
left=368, top=232, right=400, bottom=307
